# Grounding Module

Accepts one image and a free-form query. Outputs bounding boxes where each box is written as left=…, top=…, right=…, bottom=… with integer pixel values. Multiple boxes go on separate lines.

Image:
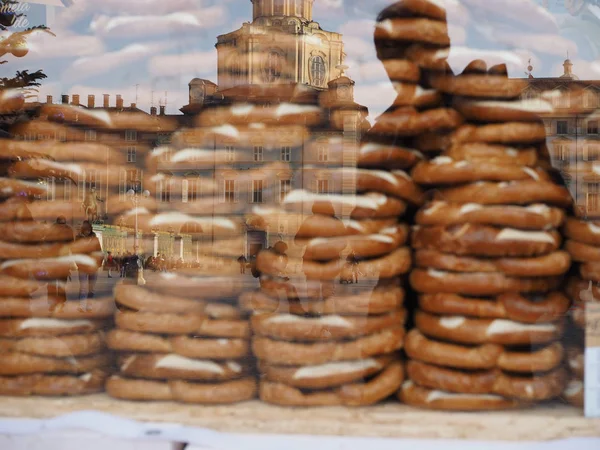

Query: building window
left=182, top=179, right=189, bottom=203
left=125, top=130, right=137, bottom=142
left=585, top=91, right=598, bottom=109
left=225, top=180, right=236, bottom=203
left=85, top=130, right=96, bottom=141
left=159, top=177, right=171, bottom=203
left=252, top=180, right=264, bottom=203
left=280, top=179, right=291, bottom=202
left=557, top=121, right=568, bottom=135
left=588, top=182, right=600, bottom=213
left=57, top=131, right=66, bottom=142
left=127, top=147, right=137, bottom=163
left=254, top=145, right=264, bottom=162
left=553, top=90, right=570, bottom=109
left=317, top=179, right=329, bottom=194
left=585, top=144, right=599, bottom=162
left=554, top=144, right=567, bottom=161
left=161, top=148, right=172, bottom=162
left=63, top=180, right=71, bottom=201
left=310, top=56, right=327, bottom=87
left=189, top=178, right=199, bottom=202
left=226, top=145, right=235, bottom=162
left=263, top=52, right=282, bottom=83
left=274, top=0, right=284, bottom=15
left=318, top=146, right=328, bottom=162
left=87, top=170, right=98, bottom=191
left=281, top=146, right=291, bottom=161
left=589, top=120, right=599, bottom=135
left=45, top=177, right=55, bottom=201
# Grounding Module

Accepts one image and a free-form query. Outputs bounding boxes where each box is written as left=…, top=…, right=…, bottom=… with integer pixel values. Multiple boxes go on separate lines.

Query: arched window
left=263, top=51, right=282, bottom=83
left=274, top=0, right=285, bottom=15
left=310, top=56, right=326, bottom=86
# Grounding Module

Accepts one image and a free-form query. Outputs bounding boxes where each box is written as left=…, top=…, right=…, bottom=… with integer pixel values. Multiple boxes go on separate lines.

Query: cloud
left=354, top=80, right=396, bottom=121
left=148, top=50, right=217, bottom=78
left=89, top=6, right=227, bottom=38
left=64, top=42, right=171, bottom=82
left=25, top=29, right=104, bottom=59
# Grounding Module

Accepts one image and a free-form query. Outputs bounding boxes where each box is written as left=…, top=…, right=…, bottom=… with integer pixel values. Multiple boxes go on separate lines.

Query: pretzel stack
left=219, top=84, right=416, bottom=404
left=562, top=215, right=600, bottom=408
left=395, top=47, right=577, bottom=408
left=0, top=95, right=121, bottom=396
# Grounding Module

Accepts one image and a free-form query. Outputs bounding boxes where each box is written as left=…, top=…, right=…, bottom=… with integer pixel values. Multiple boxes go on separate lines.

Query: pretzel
left=451, top=123, right=546, bottom=145
left=411, top=157, right=549, bottom=185
left=378, top=0, right=452, bottom=21
left=375, top=18, right=450, bottom=45
left=259, top=276, right=336, bottom=300
left=240, top=285, right=404, bottom=316
left=115, top=311, right=250, bottom=339
left=0, top=275, right=64, bottom=298
left=415, top=249, right=571, bottom=277
left=115, top=210, right=243, bottom=236
left=0, top=177, right=47, bottom=198
left=434, top=180, right=573, bottom=207
left=0, top=318, right=109, bottom=337
left=257, top=247, right=411, bottom=281
left=9, top=159, right=122, bottom=187
left=311, top=168, right=425, bottom=206
left=251, top=310, right=407, bottom=342
left=428, top=73, right=526, bottom=99
left=115, top=283, right=205, bottom=313
left=418, top=292, right=571, bottom=324
left=412, top=130, right=452, bottom=153
left=564, top=218, right=600, bottom=246
left=196, top=103, right=322, bottom=127
left=415, top=310, right=563, bottom=345
left=252, top=328, right=405, bottom=366
left=144, top=272, right=245, bottom=300
left=381, top=59, right=421, bottom=82
left=117, top=354, right=248, bottom=381
left=0, top=352, right=111, bottom=375
left=412, top=224, right=560, bottom=257
left=371, top=107, right=463, bottom=137
left=0, top=221, right=76, bottom=243
left=0, top=296, right=114, bottom=319
left=405, top=329, right=563, bottom=372
left=400, top=44, right=450, bottom=71
left=293, top=225, right=409, bottom=260
left=282, top=190, right=407, bottom=219
left=0, top=198, right=85, bottom=223
left=259, top=361, right=404, bottom=407
left=0, top=236, right=101, bottom=260
left=416, top=201, right=564, bottom=230
left=259, top=355, right=395, bottom=390
left=106, top=375, right=257, bottom=403
left=171, top=125, right=308, bottom=150
left=0, top=370, right=108, bottom=396
left=107, top=329, right=249, bottom=360
left=0, top=332, right=105, bottom=357
left=399, top=380, right=522, bottom=411
left=0, top=254, right=101, bottom=280
left=146, top=147, right=236, bottom=172
left=391, top=82, right=442, bottom=108
left=453, top=97, right=553, bottom=123
left=358, top=141, right=424, bottom=170
left=0, top=140, right=127, bottom=165
left=562, top=378, right=584, bottom=408
left=41, top=103, right=178, bottom=132
left=0, top=89, right=24, bottom=114
left=446, top=143, right=538, bottom=167
left=143, top=172, right=218, bottom=198
left=407, top=360, right=566, bottom=401
left=566, top=239, right=600, bottom=262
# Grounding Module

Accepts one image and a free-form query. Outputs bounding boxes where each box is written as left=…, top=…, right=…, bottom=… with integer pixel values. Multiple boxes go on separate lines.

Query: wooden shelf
left=0, top=396, right=598, bottom=441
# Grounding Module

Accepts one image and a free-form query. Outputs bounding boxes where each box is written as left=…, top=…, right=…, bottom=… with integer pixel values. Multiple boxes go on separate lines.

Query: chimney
left=116, top=94, right=124, bottom=109
left=131, top=103, right=137, bottom=109
left=61, top=94, right=69, bottom=104
left=159, top=105, right=166, bottom=116
left=103, top=94, right=109, bottom=108
left=72, top=94, right=80, bottom=105
left=46, top=95, right=53, bottom=104
left=150, top=106, right=157, bottom=116
left=88, top=95, right=95, bottom=108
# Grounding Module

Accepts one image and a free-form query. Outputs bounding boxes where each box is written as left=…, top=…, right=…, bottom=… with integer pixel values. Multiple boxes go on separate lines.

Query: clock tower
left=216, top=0, right=345, bottom=90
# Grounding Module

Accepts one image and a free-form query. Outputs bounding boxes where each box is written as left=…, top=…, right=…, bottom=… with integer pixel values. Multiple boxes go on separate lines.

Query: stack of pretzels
left=0, top=95, right=131, bottom=396
left=562, top=216, right=600, bottom=407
